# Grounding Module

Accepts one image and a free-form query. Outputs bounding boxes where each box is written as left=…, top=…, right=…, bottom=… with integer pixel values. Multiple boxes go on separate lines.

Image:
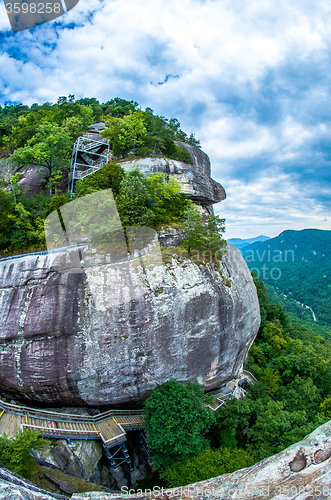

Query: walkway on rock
left=0, top=400, right=143, bottom=449
left=0, top=371, right=256, bottom=446
left=203, top=370, right=257, bottom=411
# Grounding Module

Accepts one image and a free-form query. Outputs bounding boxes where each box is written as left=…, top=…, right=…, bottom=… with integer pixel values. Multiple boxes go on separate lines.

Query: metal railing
left=0, top=243, right=87, bottom=263
left=243, top=369, right=258, bottom=383
left=22, top=423, right=99, bottom=439
left=21, top=423, right=126, bottom=447
left=0, top=399, right=144, bottom=425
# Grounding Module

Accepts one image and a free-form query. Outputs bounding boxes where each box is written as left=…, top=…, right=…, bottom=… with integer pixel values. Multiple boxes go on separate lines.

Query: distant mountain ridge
left=241, top=229, right=331, bottom=329
left=227, top=235, right=270, bottom=249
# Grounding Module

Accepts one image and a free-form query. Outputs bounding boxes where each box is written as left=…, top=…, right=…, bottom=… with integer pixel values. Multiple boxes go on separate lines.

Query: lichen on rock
left=0, top=241, right=259, bottom=406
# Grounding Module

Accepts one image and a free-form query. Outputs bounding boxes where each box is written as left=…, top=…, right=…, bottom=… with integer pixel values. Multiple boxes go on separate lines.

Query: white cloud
left=215, top=169, right=331, bottom=238
left=1, top=0, right=331, bottom=238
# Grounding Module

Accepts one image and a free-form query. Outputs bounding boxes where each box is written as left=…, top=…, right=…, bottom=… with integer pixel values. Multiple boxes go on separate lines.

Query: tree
left=75, top=161, right=125, bottom=198
left=11, top=121, right=73, bottom=195
left=0, top=430, right=46, bottom=478
left=247, top=399, right=308, bottom=459
left=160, top=447, right=254, bottom=487
left=116, top=169, right=153, bottom=226
left=0, top=189, right=15, bottom=249
left=0, top=163, right=24, bottom=204
left=144, top=380, right=215, bottom=469
left=102, top=111, right=147, bottom=157
left=181, top=204, right=226, bottom=259
left=145, top=173, right=188, bottom=225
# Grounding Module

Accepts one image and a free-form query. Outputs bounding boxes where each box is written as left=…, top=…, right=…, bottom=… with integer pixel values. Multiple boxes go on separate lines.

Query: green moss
left=32, top=464, right=104, bottom=495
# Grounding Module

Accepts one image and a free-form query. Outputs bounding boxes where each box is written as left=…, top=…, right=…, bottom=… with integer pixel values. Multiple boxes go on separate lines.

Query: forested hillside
left=241, top=229, right=331, bottom=334
left=136, top=277, right=331, bottom=488
left=1, top=96, right=222, bottom=258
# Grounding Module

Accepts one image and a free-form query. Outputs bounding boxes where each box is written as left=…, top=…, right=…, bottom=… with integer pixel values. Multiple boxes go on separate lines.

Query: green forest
left=241, top=230, right=331, bottom=336
left=141, top=276, right=331, bottom=488
left=0, top=96, right=225, bottom=258
left=1, top=96, right=330, bottom=492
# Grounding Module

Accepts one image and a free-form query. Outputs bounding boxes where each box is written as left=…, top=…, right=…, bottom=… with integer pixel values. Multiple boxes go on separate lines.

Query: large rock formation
left=0, top=242, right=259, bottom=406
left=1, top=419, right=331, bottom=500
left=71, top=419, right=331, bottom=500
left=79, top=123, right=226, bottom=206
left=119, top=140, right=225, bottom=207
left=0, top=136, right=259, bottom=406
left=120, top=156, right=225, bottom=207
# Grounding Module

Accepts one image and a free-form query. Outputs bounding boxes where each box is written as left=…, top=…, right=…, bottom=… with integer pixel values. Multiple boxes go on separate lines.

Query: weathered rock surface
left=120, top=156, right=225, bottom=206
left=16, top=165, right=49, bottom=195
left=71, top=420, right=331, bottom=500
left=0, top=468, right=67, bottom=500
left=174, top=140, right=211, bottom=176
left=35, top=440, right=104, bottom=485
left=2, top=420, right=331, bottom=500
left=0, top=243, right=259, bottom=406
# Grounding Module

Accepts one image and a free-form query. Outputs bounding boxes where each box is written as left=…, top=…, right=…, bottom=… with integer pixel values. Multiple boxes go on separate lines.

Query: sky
left=1, top=0, right=331, bottom=239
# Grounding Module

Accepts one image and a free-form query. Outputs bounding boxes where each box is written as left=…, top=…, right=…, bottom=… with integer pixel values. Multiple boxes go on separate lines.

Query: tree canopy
left=10, top=122, right=72, bottom=195
left=0, top=429, right=45, bottom=479
left=144, top=380, right=215, bottom=469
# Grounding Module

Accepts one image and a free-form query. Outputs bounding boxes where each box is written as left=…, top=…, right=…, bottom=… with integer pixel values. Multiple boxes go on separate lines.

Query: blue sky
left=1, top=0, right=331, bottom=238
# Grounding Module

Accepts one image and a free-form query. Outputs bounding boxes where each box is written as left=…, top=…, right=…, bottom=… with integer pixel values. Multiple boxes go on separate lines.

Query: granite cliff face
left=0, top=138, right=259, bottom=406
left=0, top=242, right=259, bottom=406
left=72, top=419, right=331, bottom=500
left=1, top=419, right=331, bottom=500
left=120, top=147, right=225, bottom=207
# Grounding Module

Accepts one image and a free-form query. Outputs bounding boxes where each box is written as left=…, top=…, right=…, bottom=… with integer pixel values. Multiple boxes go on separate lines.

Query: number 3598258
left=5, top=3, right=61, bottom=13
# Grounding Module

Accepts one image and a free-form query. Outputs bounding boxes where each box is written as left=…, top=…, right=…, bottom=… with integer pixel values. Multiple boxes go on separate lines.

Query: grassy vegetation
left=0, top=96, right=226, bottom=258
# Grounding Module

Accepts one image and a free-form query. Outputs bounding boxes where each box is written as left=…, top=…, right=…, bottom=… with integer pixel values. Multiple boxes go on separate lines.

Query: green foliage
left=181, top=204, right=226, bottom=259
left=160, top=447, right=255, bottom=487
left=145, top=173, right=188, bottom=226
left=208, top=277, right=331, bottom=465
left=0, top=96, right=205, bottom=256
left=144, top=380, right=215, bottom=469
left=0, top=430, right=46, bottom=479
left=0, top=167, right=24, bottom=204
left=102, top=111, right=148, bottom=157
left=0, top=189, right=16, bottom=248
left=101, top=104, right=197, bottom=161
left=45, top=192, right=72, bottom=216
left=116, top=170, right=189, bottom=227
left=116, top=169, right=153, bottom=226
left=243, top=229, right=331, bottom=329
left=10, top=122, right=72, bottom=195
left=75, top=161, right=125, bottom=198
left=0, top=188, right=46, bottom=254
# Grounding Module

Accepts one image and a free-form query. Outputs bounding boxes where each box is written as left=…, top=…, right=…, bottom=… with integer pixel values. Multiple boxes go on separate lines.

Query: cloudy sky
left=1, top=0, right=331, bottom=239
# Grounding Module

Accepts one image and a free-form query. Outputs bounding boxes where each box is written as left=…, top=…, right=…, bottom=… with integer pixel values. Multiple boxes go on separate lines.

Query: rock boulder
left=0, top=243, right=259, bottom=406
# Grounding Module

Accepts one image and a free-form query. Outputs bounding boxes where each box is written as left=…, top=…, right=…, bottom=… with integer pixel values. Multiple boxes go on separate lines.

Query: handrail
left=0, top=398, right=144, bottom=425
left=0, top=243, right=87, bottom=263
left=242, top=369, right=258, bottom=383
left=104, top=433, right=127, bottom=445
left=22, top=424, right=99, bottom=436
left=22, top=423, right=126, bottom=447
